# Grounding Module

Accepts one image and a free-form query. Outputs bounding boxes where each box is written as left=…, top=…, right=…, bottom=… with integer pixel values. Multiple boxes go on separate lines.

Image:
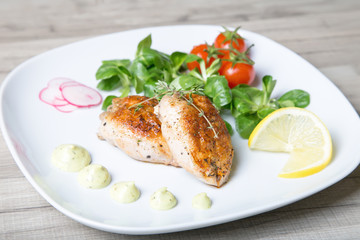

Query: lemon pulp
left=248, top=107, right=332, bottom=178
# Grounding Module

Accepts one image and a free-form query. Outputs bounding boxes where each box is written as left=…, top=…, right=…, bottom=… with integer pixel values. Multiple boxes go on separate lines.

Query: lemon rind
left=248, top=107, right=333, bottom=178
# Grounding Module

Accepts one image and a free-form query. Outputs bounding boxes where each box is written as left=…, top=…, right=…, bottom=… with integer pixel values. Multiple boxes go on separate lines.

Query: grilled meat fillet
left=157, top=93, right=233, bottom=187
left=98, top=96, right=177, bottom=166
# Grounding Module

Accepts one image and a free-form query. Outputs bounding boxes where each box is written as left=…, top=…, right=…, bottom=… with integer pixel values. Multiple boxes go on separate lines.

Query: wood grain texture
left=0, top=0, right=359, bottom=239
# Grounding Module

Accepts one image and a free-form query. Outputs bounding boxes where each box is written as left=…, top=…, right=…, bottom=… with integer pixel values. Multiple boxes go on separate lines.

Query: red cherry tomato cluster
left=187, top=27, right=255, bottom=88
left=186, top=44, right=215, bottom=72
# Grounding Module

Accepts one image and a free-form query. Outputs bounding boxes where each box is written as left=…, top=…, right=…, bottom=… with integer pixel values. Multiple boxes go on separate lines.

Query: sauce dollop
left=77, top=164, right=111, bottom=189
left=110, top=181, right=140, bottom=203
left=51, top=144, right=91, bottom=172
left=150, top=187, right=177, bottom=210
left=192, top=192, right=212, bottom=210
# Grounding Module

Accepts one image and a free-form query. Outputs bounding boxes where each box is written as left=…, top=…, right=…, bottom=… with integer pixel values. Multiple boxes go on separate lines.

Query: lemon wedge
left=248, top=107, right=332, bottom=178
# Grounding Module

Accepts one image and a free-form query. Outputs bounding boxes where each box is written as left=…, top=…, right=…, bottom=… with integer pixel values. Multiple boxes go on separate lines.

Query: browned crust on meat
left=98, top=95, right=174, bottom=165
left=103, top=96, right=162, bottom=139
left=179, top=94, right=233, bottom=187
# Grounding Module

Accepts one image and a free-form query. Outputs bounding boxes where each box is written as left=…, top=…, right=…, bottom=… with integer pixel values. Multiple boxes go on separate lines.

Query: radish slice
left=40, top=77, right=77, bottom=105
left=39, top=77, right=102, bottom=112
left=39, top=87, right=68, bottom=106
left=54, top=104, right=79, bottom=113
left=48, top=77, right=76, bottom=88
left=61, top=85, right=102, bottom=107
left=59, top=81, right=85, bottom=91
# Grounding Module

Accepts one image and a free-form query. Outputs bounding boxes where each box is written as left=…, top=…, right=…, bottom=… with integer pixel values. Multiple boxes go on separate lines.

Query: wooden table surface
left=1, top=0, right=359, bottom=239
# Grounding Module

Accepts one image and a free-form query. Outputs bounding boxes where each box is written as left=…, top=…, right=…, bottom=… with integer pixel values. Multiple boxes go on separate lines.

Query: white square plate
left=1, top=25, right=359, bottom=235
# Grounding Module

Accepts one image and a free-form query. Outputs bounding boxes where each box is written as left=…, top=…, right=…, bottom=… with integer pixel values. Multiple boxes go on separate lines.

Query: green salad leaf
left=231, top=75, right=310, bottom=138
left=278, top=89, right=310, bottom=108
left=204, top=76, right=232, bottom=109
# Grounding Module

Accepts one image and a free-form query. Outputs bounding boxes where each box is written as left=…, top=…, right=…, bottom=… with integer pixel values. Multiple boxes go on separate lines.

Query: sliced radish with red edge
left=48, top=77, right=76, bottom=88
left=59, top=81, right=85, bottom=91
left=39, top=87, right=68, bottom=106
left=39, top=77, right=102, bottom=112
left=61, top=84, right=102, bottom=107
left=54, top=104, right=80, bottom=113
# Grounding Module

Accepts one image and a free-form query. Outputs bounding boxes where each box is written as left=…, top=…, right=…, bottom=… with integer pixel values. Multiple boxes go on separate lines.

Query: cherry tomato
left=187, top=44, right=215, bottom=72
left=214, top=29, right=246, bottom=57
left=219, top=60, right=255, bottom=88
